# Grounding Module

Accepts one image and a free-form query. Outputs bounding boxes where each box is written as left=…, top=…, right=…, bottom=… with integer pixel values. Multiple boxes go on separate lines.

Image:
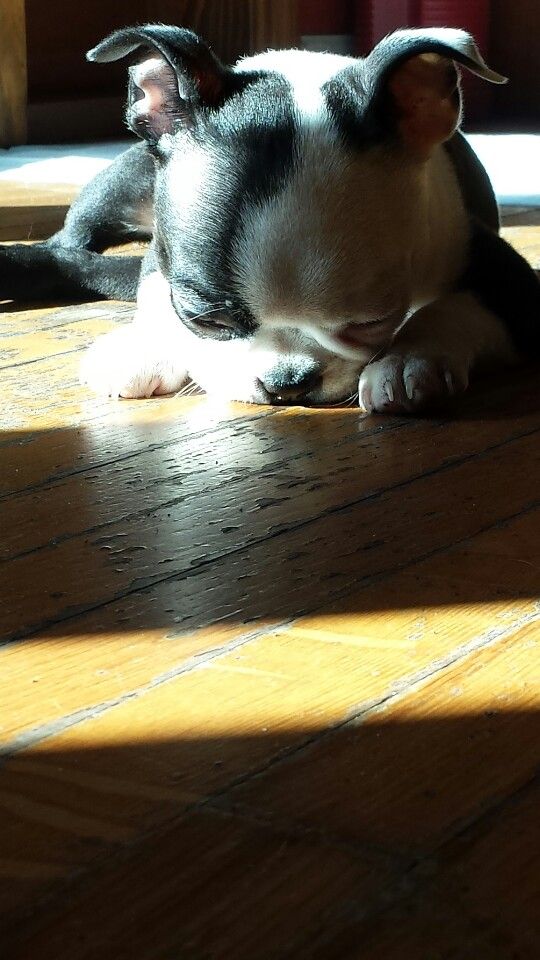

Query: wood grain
left=226, top=625, right=540, bottom=853
left=0, top=809, right=394, bottom=959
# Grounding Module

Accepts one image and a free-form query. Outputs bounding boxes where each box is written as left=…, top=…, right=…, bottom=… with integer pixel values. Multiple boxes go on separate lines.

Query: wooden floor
left=1, top=184, right=540, bottom=958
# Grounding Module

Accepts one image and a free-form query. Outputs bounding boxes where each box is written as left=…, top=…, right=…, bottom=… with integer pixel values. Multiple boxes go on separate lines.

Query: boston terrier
left=2, top=25, right=539, bottom=411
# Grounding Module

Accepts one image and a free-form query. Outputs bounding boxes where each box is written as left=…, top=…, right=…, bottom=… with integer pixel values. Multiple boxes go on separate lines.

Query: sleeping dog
left=3, top=25, right=539, bottom=411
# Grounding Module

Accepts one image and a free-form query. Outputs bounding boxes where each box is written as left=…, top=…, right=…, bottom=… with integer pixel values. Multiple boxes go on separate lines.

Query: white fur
left=80, top=273, right=189, bottom=398
left=81, top=272, right=363, bottom=403
left=236, top=49, right=357, bottom=120
left=82, top=271, right=517, bottom=412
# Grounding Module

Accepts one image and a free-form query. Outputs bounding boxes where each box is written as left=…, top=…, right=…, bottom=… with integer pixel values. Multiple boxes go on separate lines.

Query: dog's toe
left=359, top=353, right=468, bottom=414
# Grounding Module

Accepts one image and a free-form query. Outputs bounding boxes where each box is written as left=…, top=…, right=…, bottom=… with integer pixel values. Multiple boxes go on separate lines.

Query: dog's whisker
left=333, top=391, right=359, bottom=409
left=188, top=303, right=228, bottom=321
left=175, top=380, right=200, bottom=399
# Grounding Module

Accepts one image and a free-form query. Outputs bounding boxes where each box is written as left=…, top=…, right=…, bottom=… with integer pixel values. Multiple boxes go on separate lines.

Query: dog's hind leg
left=0, top=243, right=145, bottom=302
left=47, top=141, right=155, bottom=253
left=1, top=142, right=155, bottom=303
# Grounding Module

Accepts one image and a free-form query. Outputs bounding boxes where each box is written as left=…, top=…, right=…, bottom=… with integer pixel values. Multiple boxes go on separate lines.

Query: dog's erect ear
left=364, top=28, right=507, bottom=156
left=87, top=24, right=230, bottom=141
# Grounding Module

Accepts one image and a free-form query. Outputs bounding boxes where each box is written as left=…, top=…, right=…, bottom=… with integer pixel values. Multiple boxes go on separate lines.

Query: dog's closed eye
left=171, top=292, right=255, bottom=340
left=188, top=314, right=237, bottom=337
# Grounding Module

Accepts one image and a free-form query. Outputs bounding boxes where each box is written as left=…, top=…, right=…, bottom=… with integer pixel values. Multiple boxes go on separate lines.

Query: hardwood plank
left=1, top=407, right=398, bottom=560
left=2, top=505, right=538, bottom=750
left=0, top=182, right=77, bottom=241
left=408, top=512, right=540, bottom=590
left=1, top=355, right=538, bottom=488
left=4, top=366, right=540, bottom=564
left=301, top=901, right=495, bottom=960
left=0, top=557, right=537, bottom=915
left=322, top=780, right=540, bottom=959
left=225, top=625, right=540, bottom=856
left=0, top=809, right=393, bottom=959
left=0, top=316, right=122, bottom=369
left=0, top=394, right=278, bottom=495
left=0, top=301, right=133, bottom=335
left=297, top=890, right=516, bottom=960
left=435, top=778, right=540, bottom=957
left=2, top=353, right=112, bottom=430
left=3, top=422, right=539, bottom=643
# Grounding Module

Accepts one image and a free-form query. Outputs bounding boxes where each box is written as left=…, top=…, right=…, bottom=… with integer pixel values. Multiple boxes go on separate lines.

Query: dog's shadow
left=449, top=364, right=540, bottom=421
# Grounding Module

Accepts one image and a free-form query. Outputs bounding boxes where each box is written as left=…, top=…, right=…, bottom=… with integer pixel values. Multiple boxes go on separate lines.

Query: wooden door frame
left=0, top=0, right=27, bottom=146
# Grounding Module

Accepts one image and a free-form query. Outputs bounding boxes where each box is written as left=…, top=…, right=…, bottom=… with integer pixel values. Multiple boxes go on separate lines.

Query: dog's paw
left=80, top=326, right=189, bottom=399
left=358, top=353, right=468, bottom=414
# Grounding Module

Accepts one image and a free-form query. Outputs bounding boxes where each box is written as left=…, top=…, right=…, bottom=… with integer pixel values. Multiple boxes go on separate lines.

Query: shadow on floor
left=1, top=713, right=539, bottom=959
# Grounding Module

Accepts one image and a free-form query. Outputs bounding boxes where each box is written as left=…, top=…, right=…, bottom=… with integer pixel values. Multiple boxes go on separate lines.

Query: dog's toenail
left=405, top=376, right=415, bottom=401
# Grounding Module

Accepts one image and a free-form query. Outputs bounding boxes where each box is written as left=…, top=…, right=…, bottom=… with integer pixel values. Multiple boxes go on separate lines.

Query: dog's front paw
left=358, top=353, right=468, bottom=414
left=80, top=326, right=189, bottom=399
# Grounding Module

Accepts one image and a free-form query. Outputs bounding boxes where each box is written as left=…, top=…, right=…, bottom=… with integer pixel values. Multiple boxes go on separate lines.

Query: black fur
left=155, top=72, right=298, bottom=320
left=461, top=221, right=540, bottom=354
left=0, top=142, right=154, bottom=302
left=444, top=132, right=499, bottom=232
left=49, top=142, right=155, bottom=252
left=0, top=243, right=143, bottom=302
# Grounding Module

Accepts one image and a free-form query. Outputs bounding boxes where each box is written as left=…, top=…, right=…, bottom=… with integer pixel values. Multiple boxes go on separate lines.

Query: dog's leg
left=1, top=143, right=155, bottom=303
left=47, top=142, right=155, bottom=252
left=0, top=244, right=144, bottom=303
left=360, top=226, right=540, bottom=414
left=80, top=271, right=189, bottom=398
left=358, top=290, right=519, bottom=414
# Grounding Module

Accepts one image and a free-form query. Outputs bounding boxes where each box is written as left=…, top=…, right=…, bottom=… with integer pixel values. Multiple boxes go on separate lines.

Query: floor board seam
left=3, top=583, right=537, bottom=810
left=0, top=419, right=413, bottom=561
left=191, top=605, right=540, bottom=806
left=0, top=308, right=134, bottom=337
left=3, top=491, right=539, bottom=650
left=0, top=347, right=84, bottom=371
left=0, top=405, right=289, bottom=496
left=0, top=619, right=300, bottom=761
left=3, top=427, right=539, bottom=646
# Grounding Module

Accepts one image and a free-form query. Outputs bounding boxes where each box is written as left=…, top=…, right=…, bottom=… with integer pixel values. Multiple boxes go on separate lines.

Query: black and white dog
left=3, top=24, right=539, bottom=411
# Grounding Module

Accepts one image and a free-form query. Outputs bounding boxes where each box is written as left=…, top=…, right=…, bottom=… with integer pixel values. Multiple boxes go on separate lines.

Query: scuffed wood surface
left=0, top=199, right=539, bottom=957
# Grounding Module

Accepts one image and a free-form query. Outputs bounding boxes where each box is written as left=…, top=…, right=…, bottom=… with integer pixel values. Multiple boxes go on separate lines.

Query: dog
left=2, top=24, right=539, bottom=411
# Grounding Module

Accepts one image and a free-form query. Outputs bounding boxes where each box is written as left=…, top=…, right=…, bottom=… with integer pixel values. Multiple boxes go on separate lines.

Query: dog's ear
left=363, top=28, right=507, bottom=157
left=87, top=24, right=231, bottom=142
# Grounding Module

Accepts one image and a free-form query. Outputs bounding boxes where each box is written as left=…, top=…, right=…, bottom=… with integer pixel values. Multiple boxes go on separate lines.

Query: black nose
left=258, top=364, right=322, bottom=404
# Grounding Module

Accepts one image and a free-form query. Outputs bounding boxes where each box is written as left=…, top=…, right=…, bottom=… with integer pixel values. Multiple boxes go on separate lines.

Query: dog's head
left=89, top=25, right=504, bottom=405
